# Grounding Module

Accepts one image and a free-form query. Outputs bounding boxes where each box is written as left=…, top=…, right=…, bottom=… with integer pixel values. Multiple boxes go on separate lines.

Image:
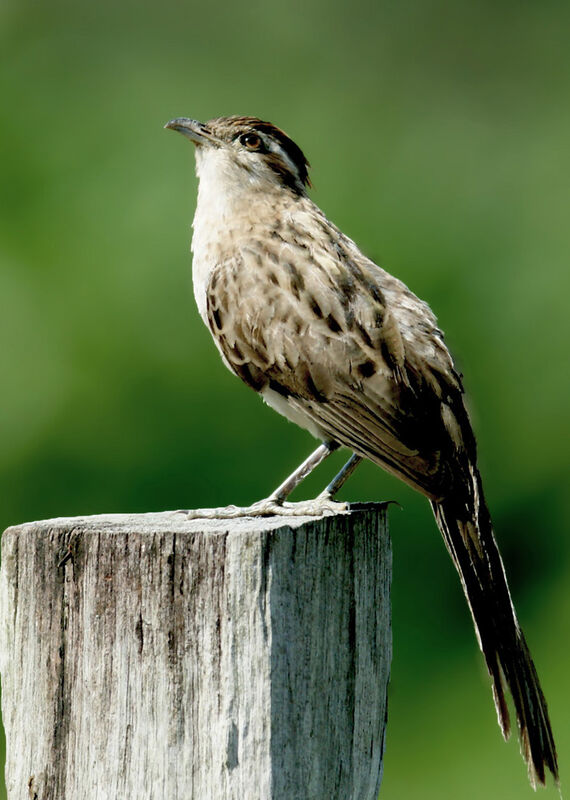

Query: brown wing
left=205, top=235, right=470, bottom=501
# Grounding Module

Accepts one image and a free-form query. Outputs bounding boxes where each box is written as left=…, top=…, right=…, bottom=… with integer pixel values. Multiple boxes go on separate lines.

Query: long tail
left=431, top=466, right=558, bottom=788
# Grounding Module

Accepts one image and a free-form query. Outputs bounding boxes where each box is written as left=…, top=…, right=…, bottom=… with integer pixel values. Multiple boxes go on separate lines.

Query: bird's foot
left=177, top=496, right=349, bottom=520
left=261, top=497, right=349, bottom=517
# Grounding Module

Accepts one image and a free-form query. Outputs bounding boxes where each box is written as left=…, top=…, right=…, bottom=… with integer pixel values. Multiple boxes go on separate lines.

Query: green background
left=1, top=0, right=568, bottom=796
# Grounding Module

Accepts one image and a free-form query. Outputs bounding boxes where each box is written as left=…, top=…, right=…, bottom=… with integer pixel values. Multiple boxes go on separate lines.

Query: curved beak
left=164, top=118, right=220, bottom=147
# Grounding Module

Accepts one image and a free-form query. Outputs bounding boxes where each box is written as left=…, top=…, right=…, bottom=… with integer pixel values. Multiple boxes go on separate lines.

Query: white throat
left=190, top=147, right=273, bottom=323
left=190, top=149, right=238, bottom=322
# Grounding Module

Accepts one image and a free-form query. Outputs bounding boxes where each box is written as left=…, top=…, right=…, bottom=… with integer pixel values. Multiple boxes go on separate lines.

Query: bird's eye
left=240, top=133, right=262, bottom=150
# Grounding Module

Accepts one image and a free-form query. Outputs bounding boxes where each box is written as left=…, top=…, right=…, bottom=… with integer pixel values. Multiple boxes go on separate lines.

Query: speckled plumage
left=203, top=199, right=465, bottom=499
left=166, top=114, right=558, bottom=787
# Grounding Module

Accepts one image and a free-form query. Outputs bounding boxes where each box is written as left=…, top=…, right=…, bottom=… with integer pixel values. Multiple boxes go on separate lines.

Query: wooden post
left=0, top=506, right=391, bottom=799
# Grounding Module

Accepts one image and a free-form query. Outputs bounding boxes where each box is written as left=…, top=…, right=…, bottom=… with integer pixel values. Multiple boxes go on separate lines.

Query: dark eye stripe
left=220, top=116, right=310, bottom=187
left=254, top=122, right=310, bottom=187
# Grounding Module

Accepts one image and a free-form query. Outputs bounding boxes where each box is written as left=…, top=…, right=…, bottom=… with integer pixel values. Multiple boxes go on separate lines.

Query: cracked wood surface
left=0, top=506, right=391, bottom=800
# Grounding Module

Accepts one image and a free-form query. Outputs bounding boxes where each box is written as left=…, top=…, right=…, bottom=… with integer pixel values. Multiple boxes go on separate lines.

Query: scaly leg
left=318, top=453, right=363, bottom=500
left=266, top=441, right=339, bottom=503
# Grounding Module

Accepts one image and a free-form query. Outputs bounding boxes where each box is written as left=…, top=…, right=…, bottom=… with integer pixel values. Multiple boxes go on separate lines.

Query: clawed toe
left=276, top=498, right=349, bottom=517
left=175, top=497, right=349, bottom=520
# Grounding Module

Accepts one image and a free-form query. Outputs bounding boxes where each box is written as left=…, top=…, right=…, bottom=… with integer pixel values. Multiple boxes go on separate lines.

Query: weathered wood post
left=0, top=506, right=391, bottom=799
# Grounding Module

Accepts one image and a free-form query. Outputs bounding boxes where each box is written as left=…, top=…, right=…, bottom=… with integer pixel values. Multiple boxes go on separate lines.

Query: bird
left=164, top=114, right=558, bottom=787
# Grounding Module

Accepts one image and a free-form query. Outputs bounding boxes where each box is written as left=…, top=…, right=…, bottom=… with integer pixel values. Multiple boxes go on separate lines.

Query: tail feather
left=431, top=467, right=558, bottom=788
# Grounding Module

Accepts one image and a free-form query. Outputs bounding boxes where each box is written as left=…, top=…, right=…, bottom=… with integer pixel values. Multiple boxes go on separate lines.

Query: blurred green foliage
left=1, top=0, right=569, bottom=796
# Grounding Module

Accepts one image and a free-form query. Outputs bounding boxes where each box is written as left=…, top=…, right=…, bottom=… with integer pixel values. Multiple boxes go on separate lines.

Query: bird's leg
left=265, top=441, right=339, bottom=504
left=179, top=442, right=350, bottom=519
left=318, top=453, right=363, bottom=500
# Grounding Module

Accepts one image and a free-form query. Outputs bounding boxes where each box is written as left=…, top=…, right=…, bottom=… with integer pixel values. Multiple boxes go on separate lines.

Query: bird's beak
left=164, top=118, right=220, bottom=147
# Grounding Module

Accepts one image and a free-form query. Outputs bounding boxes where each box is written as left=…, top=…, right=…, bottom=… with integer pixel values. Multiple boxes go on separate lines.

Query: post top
left=4, top=503, right=388, bottom=538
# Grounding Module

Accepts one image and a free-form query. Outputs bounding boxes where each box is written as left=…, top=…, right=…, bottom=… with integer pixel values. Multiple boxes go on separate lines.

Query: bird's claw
left=176, top=497, right=349, bottom=520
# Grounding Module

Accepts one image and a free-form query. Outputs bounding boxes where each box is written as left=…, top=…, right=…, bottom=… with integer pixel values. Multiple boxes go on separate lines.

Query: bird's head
left=165, top=115, right=311, bottom=197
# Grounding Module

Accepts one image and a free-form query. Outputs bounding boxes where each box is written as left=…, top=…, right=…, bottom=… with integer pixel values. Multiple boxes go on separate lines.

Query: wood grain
left=0, top=506, right=391, bottom=800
